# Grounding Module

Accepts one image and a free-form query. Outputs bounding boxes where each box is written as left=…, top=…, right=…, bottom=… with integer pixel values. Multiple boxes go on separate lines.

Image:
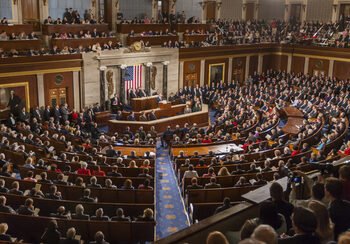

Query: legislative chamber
left=0, top=0, right=350, bottom=244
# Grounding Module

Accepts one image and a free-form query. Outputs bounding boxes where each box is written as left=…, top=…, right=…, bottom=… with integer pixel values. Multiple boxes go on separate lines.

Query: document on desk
left=242, top=177, right=288, bottom=204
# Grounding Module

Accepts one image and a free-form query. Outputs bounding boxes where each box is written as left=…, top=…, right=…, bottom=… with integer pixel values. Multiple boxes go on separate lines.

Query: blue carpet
left=155, top=142, right=190, bottom=240
left=209, top=110, right=216, bottom=124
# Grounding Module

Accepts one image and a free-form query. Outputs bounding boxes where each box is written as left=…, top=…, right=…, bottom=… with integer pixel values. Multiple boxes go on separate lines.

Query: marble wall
left=175, top=0, right=202, bottom=21
left=259, top=0, right=285, bottom=20
left=306, top=0, right=332, bottom=22
left=82, top=48, right=179, bottom=106
left=221, top=0, right=242, bottom=20
left=0, top=0, right=12, bottom=19
left=119, top=0, right=153, bottom=20
left=48, top=0, right=92, bottom=20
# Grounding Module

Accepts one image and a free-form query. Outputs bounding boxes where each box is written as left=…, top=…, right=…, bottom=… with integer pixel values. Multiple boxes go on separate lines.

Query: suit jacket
left=278, top=233, right=320, bottom=244
left=71, top=213, right=90, bottom=220
left=329, top=199, right=350, bottom=239
left=111, top=216, right=131, bottom=221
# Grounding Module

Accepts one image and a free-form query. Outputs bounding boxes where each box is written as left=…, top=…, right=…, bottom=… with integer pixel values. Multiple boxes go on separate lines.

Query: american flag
left=124, top=65, right=143, bottom=97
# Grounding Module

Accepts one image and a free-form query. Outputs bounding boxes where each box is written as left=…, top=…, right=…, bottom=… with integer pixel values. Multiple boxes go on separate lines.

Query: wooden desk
left=42, top=24, right=109, bottom=35
left=117, top=23, right=170, bottom=34
left=282, top=117, right=304, bottom=134
left=108, top=109, right=209, bottom=134
left=282, top=107, right=304, bottom=134
left=122, top=104, right=186, bottom=120
left=0, top=24, right=33, bottom=34
left=174, top=23, right=211, bottom=33
left=283, top=107, right=304, bottom=117
left=51, top=37, right=118, bottom=49
left=131, top=96, right=158, bottom=111
left=0, top=39, right=41, bottom=51
left=112, top=146, right=156, bottom=156
left=171, top=142, right=243, bottom=156
left=126, top=35, right=178, bottom=46
left=184, top=34, right=209, bottom=43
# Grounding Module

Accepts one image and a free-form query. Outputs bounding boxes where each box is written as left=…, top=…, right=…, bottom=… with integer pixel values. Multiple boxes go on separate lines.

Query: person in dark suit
left=129, top=89, right=137, bottom=99
left=110, top=94, right=123, bottom=114
left=127, top=112, right=136, bottom=121
left=18, top=107, right=30, bottom=123
left=9, top=181, right=23, bottom=196
left=6, top=113, right=16, bottom=129
left=71, top=204, right=90, bottom=220
left=80, top=189, right=97, bottom=202
left=91, top=28, right=100, bottom=38
left=0, top=196, right=15, bottom=214
left=204, top=177, right=221, bottom=189
left=325, top=177, right=350, bottom=240
left=214, top=197, right=232, bottom=214
left=89, top=231, right=109, bottom=244
left=106, top=145, right=118, bottom=157
left=186, top=177, right=203, bottom=193
left=43, top=105, right=51, bottom=121
left=7, top=90, right=22, bottom=117
left=148, top=110, right=157, bottom=121
left=17, top=198, right=35, bottom=215
left=278, top=207, right=320, bottom=244
left=62, top=227, right=80, bottom=244
left=0, top=223, right=12, bottom=242
left=107, top=166, right=122, bottom=177
left=53, top=105, right=61, bottom=123
left=270, top=182, right=294, bottom=231
left=41, top=220, right=61, bottom=244
left=111, top=208, right=131, bottom=221
left=137, top=88, right=147, bottom=97
left=90, top=208, right=110, bottom=221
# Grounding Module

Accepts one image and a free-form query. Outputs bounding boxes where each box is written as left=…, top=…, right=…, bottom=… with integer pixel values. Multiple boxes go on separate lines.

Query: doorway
left=246, top=3, right=255, bottom=20
left=48, top=88, right=67, bottom=108
left=21, top=0, right=40, bottom=30
left=290, top=4, right=302, bottom=22
left=206, top=1, right=216, bottom=21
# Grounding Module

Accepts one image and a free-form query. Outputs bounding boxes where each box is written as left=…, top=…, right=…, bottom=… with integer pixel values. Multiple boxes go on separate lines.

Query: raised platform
left=108, top=105, right=209, bottom=134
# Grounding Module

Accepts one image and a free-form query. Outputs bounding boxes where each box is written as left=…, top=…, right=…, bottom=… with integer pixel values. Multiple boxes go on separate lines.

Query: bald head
left=252, top=225, right=278, bottom=244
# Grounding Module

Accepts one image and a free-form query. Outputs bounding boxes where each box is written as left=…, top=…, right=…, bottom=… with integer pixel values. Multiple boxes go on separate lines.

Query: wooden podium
left=158, top=101, right=172, bottom=110
left=130, top=96, right=158, bottom=112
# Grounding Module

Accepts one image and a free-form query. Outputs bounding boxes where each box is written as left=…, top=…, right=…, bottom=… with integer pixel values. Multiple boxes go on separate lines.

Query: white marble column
left=287, top=54, right=292, bottom=73
left=73, top=71, right=81, bottom=110
left=328, top=60, right=334, bottom=78
left=245, top=55, right=250, bottom=80
left=258, top=54, right=263, bottom=73
left=201, top=3, right=207, bottom=23
left=200, top=60, right=205, bottom=86
left=228, top=57, right=233, bottom=82
left=304, top=57, right=309, bottom=74
left=36, top=74, right=45, bottom=107
left=39, top=0, right=49, bottom=23
left=284, top=4, right=289, bottom=22
left=179, top=61, right=184, bottom=88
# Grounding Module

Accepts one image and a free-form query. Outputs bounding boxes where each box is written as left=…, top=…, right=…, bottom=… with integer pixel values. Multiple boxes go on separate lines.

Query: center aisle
left=155, top=142, right=190, bottom=240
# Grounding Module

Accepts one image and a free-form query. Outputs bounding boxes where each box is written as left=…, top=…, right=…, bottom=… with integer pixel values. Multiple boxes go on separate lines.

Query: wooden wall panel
left=262, top=54, right=288, bottom=72
left=291, top=56, right=305, bottom=74
left=205, top=58, right=229, bottom=85
left=183, top=60, right=201, bottom=87
left=232, top=57, right=246, bottom=84
left=0, top=75, right=38, bottom=110
left=44, top=72, right=74, bottom=109
left=333, top=61, right=350, bottom=80
left=21, top=0, right=39, bottom=20
left=308, top=58, right=329, bottom=76
left=249, top=55, right=258, bottom=75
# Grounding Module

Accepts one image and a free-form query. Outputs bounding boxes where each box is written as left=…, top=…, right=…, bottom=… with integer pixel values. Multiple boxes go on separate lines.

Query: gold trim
left=180, top=50, right=350, bottom=63
left=0, top=82, right=30, bottom=111
left=0, top=59, right=82, bottom=67
left=0, top=67, right=81, bottom=78
left=208, top=63, right=225, bottom=85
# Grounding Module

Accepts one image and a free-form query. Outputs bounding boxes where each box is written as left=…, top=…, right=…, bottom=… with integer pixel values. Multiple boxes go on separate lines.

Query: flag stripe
left=123, top=65, right=143, bottom=99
